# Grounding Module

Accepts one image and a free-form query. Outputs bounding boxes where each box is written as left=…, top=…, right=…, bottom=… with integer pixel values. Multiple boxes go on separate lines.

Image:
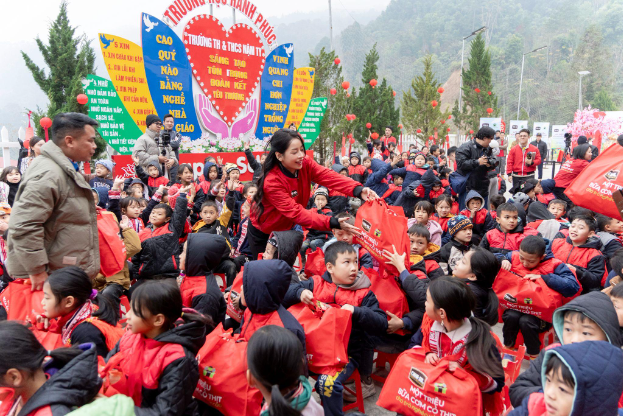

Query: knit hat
left=540, top=179, right=555, bottom=194
left=146, top=114, right=162, bottom=127
left=314, top=187, right=329, bottom=200
left=267, top=232, right=278, bottom=249
left=513, top=192, right=530, bottom=206
left=447, top=215, right=472, bottom=237
left=95, top=159, right=113, bottom=174
left=225, top=163, right=239, bottom=175
left=577, top=136, right=588, bottom=145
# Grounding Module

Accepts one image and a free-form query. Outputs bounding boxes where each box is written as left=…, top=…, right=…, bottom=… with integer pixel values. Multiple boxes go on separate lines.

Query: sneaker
left=343, top=379, right=376, bottom=402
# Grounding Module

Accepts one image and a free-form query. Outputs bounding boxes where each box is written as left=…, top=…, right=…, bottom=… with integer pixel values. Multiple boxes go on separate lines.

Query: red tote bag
left=377, top=347, right=483, bottom=416
left=304, top=247, right=327, bottom=277
left=0, top=279, right=44, bottom=323
left=97, top=211, right=127, bottom=277
left=363, top=268, right=410, bottom=335
left=354, top=199, right=410, bottom=274
left=493, top=269, right=564, bottom=323
left=194, top=324, right=263, bottom=416
left=288, top=302, right=352, bottom=374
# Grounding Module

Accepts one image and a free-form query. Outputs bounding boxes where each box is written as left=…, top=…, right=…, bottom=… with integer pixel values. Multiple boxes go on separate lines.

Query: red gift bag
left=194, top=324, right=263, bottom=415
left=225, top=269, right=244, bottom=322
left=363, top=268, right=410, bottom=335
left=97, top=211, right=127, bottom=277
left=288, top=302, right=352, bottom=374
left=0, top=279, right=44, bottom=323
left=304, top=247, right=327, bottom=277
left=377, top=347, right=483, bottom=416
left=493, top=269, right=564, bottom=323
left=354, top=199, right=410, bottom=274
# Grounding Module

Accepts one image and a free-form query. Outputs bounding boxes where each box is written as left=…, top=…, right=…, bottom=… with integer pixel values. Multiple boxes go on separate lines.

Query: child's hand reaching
left=120, top=215, right=131, bottom=230
left=300, top=289, right=314, bottom=306
left=113, top=176, right=125, bottom=191
left=341, top=304, right=355, bottom=314
left=523, top=274, right=542, bottom=281
left=501, top=260, right=511, bottom=271
left=386, top=311, right=404, bottom=334
left=131, top=155, right=139, bottom=165
left=382, top=245, right=407, bottom=274
left=425, top=352, right=439, bottom=365
left=216, top=156, right=224, bottom=166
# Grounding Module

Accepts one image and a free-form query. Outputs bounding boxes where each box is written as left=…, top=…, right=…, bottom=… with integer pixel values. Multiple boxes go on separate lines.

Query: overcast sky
left=0, top=0, right=390, bottom=132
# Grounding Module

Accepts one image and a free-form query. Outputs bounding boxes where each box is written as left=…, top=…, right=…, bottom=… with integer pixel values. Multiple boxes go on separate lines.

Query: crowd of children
left=0, top=127, right=622, bottom=416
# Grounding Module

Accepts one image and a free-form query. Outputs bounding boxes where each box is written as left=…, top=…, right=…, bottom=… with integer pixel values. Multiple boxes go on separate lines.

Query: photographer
left=162, top=113, right=182, bottom=160
left=132, top=114, right=178, bottom=180
left=455, top=126, right=498, bottom=208
left=505, top=128, right=541, bottom=191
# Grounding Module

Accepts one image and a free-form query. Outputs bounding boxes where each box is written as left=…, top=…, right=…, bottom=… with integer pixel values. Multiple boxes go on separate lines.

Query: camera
left=484, top=142, right=500, bottom=167
left=158, top=131, right=171, bottom=156
left=564, top=132, right=572, bottom=147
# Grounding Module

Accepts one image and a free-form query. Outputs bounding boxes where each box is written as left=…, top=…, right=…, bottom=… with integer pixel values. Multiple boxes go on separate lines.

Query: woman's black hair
left=29, top=136, right=45, bottom=158
left=435, top=193, right=453, bottom=208
left=46, top=266, right=118, bottom=326
left=253, top=129, right=305, bottom=220
left=0, top=166, right=20, bottom=183
left=131, top=280, right=212, bottom=330
left=414, top=200, right=434, bottom=216
left=572, top=144, right=591, bottom=160
left=247, top=325, right=304, bottom=416
left=177, top=163, right=193, bottom=184
left=467, top=248, right=501, bottom=326
left=0, top=321, right=83, bottom=375
left=545, top=354, right=575, bottom=388
left=428, top=277, right=504, bottom=379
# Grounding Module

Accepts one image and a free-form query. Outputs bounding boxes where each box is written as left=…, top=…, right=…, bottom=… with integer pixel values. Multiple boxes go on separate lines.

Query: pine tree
left=452, top=33, right=499, bottom=134
left=592, top=87, right=618, bottom=111
left=352, top=44, right=400, bottom=141
left=22, top=1, right=106, bottom=158
left=401, top=55, right=451, bottom=145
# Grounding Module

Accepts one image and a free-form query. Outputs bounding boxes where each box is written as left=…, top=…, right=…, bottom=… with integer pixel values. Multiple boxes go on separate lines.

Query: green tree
left=22, top=1, right=106, bottom=158
left=592, top=87, right=618, bottom=111
left=451, top=33, right=498, bottom=133
left=400, top=55, right=451, bottom=145
left=352, top=44, right=400, bottom=141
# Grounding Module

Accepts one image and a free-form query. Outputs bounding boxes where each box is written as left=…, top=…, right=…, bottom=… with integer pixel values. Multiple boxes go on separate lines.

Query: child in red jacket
left=480, top=203, right=538, bottom=255
left=347, top=151, right=368, bottom=184
left=459, top=190, right=496, bottom=244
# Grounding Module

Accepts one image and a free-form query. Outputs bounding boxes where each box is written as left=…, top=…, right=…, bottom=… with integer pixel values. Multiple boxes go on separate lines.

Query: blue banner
left=254, top=43, right=295, bottom=140
left=141, top=13, right=201, bottom=140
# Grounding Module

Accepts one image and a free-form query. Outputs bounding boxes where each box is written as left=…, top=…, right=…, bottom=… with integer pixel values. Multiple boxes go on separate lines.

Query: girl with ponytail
left=247, top=325, right=323, bottom=416
left=0, top=321, right=101, bottom=415
left=40, top=266, right=121, bottom=357
left=421, top=276, right=504, bottom=395
left=103, top=280, right=212, bottom=414
left=452, top=247, right=501, bottom=326
left=248, top=128, right=378, bottom=259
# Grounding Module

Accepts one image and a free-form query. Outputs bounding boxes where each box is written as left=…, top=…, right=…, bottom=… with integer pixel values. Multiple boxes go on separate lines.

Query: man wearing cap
left=530, top=132, right=548, bottom=179
left=132, top=114, right=178, bottom=180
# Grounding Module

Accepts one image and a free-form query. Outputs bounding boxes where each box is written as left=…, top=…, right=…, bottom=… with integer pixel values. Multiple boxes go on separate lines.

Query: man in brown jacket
left=7, top=113, right=99, bottom=290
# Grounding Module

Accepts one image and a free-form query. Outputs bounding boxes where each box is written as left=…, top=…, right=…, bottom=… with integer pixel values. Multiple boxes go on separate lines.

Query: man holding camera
left=132, top=114, right=178, bottom=180
left=456, top=126, right=498, bottom=208
left=505, top=128, right=541, bottom=191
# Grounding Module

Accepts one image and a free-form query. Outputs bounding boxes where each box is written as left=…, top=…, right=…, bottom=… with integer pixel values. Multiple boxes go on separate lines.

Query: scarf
left=259, top=376, right=313, bottom=416
left=337, top=270, right=371, bottom=290
left=129, top=218, right=144, bottom=233
left=62, top=301, right=93, bottom=345
left=234, top=219, right=249, bottom=256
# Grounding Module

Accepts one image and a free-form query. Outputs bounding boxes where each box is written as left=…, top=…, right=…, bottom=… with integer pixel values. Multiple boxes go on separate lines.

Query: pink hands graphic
left=198, top=95, right=229, bottom=138
left=231, top=99, right=257, bottom=139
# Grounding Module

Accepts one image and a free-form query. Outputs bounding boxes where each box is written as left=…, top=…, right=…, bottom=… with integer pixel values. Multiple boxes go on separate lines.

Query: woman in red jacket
left=249, top=129, right=377, bottom=259
left=553, top=144, right=592, bottom=207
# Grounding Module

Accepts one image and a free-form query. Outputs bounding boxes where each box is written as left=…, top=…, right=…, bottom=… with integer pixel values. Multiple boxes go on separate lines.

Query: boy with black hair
left=347, top=151, right=367, bottom=184
left=609, top=282, right=623, bottom=326
left=547, top=199, right=567, bottom=221
left=595, top=214, right=623, bottom=267
left=322, top=212, right=373, bottom=270
left=439, top=215, right=474, bottom=274
left=447, top=146, right=457, bottom=170
left=429, top=144, right=440, bottom=165
left=509, top=290, right=623, bottom=407
left=500, top=236, right=580, bottom=357
left=284, top=241, right=388, bottom=414
left=381, top=174, right=403, bottom=205
left=406, top=223, right=443, bottom=281
left=459, top=190, right=496, bottom=244
left=362, top=155, right=372, bottom=175
left=481, top=202, right=538, bottom=255
left=551, top=216, right=607, bottom=293
left=489, top=194, right=506, bottom=220
left=428, top=178, right=445, bottom=202
left=301, top=187, right=333, bottom=259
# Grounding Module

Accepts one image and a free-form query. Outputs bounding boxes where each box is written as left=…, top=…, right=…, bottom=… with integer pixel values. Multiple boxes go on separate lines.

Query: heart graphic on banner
left=184, top=15, right=265, bottom=126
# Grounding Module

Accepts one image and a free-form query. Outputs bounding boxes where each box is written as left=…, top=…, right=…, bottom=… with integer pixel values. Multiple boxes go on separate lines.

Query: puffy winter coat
left=554, top=158, right=589, bottom=188
left=364, top=158, right=393, bottom=197
left=550, top=236, right=607, bottom=293
left=389, top=164, right=430, bottom=192
left=348, top=152, right=367, bottom=184
left=504, top=251, right=580, bottom=298
left=306, top=207, right=333, bottom=240
left=480, top=223, right=539, bottom=255
left=439, top=238, right=472, bottom=275
left=251, top=158, right=360, bottom=234
left=131, top=129, right=177, bottom=171
left=460, top=190, right=496, bottom=239
left=398, top=260, right=430, bottom=333
left=244, top=148, right=262, bottom=183
left=506, top=144, right=541, bottom=175
left=180, top=234, right=229, bottom=325
left=455, top=139, right=497, bottom=191
left=596, top=231, right=622, bottom=271
left=7, top=141, right=99, bottom=279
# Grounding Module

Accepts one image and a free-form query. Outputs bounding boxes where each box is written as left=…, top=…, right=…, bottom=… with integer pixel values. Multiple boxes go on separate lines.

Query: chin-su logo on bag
left=291, top=190, right=298, bottom=198
left=524, top=298, right=533, bottom=305
left=409, top=367, right=427, bottom=388
left=434, top=382, right=447, bottom=394
left=203, top=366, right=216, bottom=378
left=504, top=293, right=518, bottom=303
left=361, top=219, right=372, bottom=232
left=605, top=170, right=620, bottom=181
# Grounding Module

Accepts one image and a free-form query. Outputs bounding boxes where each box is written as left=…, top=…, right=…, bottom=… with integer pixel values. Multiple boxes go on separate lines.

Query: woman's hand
left=359, top=187, right=378, bottom=201
left=338, top=217, right=361, bottom=236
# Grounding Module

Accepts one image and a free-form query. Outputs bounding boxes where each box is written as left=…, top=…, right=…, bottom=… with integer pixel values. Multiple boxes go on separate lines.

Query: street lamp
left=457, top=26, right=486, bottom=145
left=517, top=46, right=547, bottom=119
left=578, top=71, right=590, bottom=110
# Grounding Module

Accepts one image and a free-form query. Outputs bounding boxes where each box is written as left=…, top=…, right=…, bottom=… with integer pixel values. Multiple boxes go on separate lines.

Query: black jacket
left=439, top=238, right=473, bottom=274
left=245, top=148, right=262, bottom=183
left=455, top=139, right=497, bottom=191
left=107, top=320, right=206, bottom=416
left=18, top=344, right=101, bottom=416
left=398, top=262, right=430, bottom=333
left=509, top=291, right=623, bottom=407
left=529, top=139, right=548, bottom=162
left=184, top=233, right=229, bottom=325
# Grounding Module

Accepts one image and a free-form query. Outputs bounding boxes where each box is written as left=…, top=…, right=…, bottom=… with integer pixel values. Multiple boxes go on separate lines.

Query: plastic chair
left=371, top=351, right=399, bottom=383
left=512, top=327, right=555, bottom=360
left=310, top=369, right=365, bottom=413
left=501, top=344, right=527, bottom=409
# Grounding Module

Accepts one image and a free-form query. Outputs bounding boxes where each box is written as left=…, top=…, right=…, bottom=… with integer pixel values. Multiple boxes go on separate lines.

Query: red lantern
left=40, top=116, right=52, bottom=142
left=416, top=129, right=422, bottom=134
left=437, top=87, right=444, bottom=94
left=334, top=57, right=341, bottom=65
left=330, top=88, right=337, bottom=95
left=345, top=115, right=350, bottom=121
left=398, top=124, right=403, bottom=129
left=342, top=81, right=350, bottom=90
left=486, top=108, right=493, bottom=114
left=448, top=115, right=452, bottom=119
left=369, top=79, right=378, bottom=88
left=346, top=93, right=351, bottom=98
left=441, top=120, right=445, bottom=124
left=349, top=137, right=355, bottom=145
left=371, top=132, right=379, bottom=140
left=488, top=91, right=492, bottom=95
left=76, top=94, right=88, bottom=105
left=366, top=123, right=372, bottom=129
left=431, top=100, right=438, bottom=108
left=393, top=90, right=397, bottom=97
left=434, top=128, right=437, bottom=131
left=428, top=135, right=434, bottom=141
left=474, top=88, right=481, bottom=93
left=469, top=129, right=474, bottom=134
left=351, top=114, right=356, bottom=121
left=447, top=127, right=451, bottom=132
